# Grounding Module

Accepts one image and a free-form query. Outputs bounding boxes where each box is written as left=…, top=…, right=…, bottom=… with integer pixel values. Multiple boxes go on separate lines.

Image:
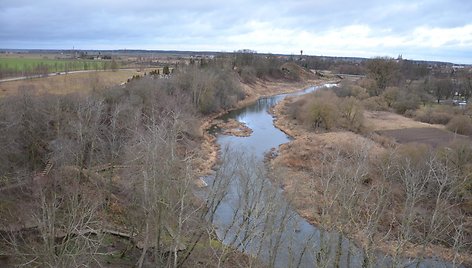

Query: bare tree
left=366, top=57, right=399, bottom=96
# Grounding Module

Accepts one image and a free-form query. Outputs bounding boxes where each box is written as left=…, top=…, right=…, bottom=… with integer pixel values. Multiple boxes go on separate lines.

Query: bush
left=332, top=82, right=369, bottom=100
left=362, top=96, right=388, bottom=111
left=288, top=90, right=365, bottom=132
left=349, top=85, right=370, bottom=100
left=441, top=140, right=472, bottom=173
left=446, top=115, right=472, bottom=135
left=392, top=91, right=420, bottom=114
left=286, top=97, right=306, bottom=120
left=301, top=91, right=339, bottom=130
left=382, top=87, right=400, bottom=108
left=339, top=97, right=365, bottom=132
left=414, top=107, right=453, bottom=125
left=331, top=84, right=352, bottom=98
left=238, top=66, right=257, bottom=84
left=377, top=86, right=421, bottom=114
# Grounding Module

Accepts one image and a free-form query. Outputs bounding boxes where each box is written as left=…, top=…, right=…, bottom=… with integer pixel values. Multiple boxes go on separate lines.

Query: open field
left=0, top=69, right=151, bottom=96
left=0, top=55, right=108, bottom=75
left=363, top=110, right=472, bottom=147
left=378, top=127, right=472, bottom=147
left=364, top=110, right=444, bottom=131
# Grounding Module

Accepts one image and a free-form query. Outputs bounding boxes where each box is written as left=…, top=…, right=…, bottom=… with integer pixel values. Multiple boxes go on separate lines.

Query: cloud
left=0, top=0, right=471, bottom=63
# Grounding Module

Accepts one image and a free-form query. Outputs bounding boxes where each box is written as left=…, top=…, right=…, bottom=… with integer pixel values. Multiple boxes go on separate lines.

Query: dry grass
left=365, top=111, right=471, bottom=147
left=379, top=127, right=472, bottom=148
left=0, top=69, right=151, bottom=96
left=364, top=110, right=444, bottom=131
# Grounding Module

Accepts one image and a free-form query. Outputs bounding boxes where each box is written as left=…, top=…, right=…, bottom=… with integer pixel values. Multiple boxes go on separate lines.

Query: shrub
left=286, top=97, right=305, bottom=120
left=370, top=133, right=396, bottom=148
left=441, top=140, right=472, bottom=173
left=392, top=91, right=420, bottom=114
left=238, top=66, right=257, bottom=84
left=332, top=83, right=369, bottom=100
left=332, top=83, right=353, bottom=98
left=301, top=91, right=339, bottom=130
left=382, top=87, right=400, bottom=108
left=289, top=91, right=339, bottom=131
left=349, top=85, right=369, bottom=100
left=289, top=90, right=365, bottom=133
left=446, top=115, right=472, bottom=135
left=339, top=97, right=364, bottom=132
left=414, top=107, right=453, bottom=125
left=363, top=96, right=388, bottom=111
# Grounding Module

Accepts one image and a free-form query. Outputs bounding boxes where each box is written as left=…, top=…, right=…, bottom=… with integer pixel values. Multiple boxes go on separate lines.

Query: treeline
left=361, top=57, right=472, bottom=135
left=292, top=57, right=472, bottom=135
left=214, top=52, right=313, bottom=84
left=302, top=56, right=431, bottom=78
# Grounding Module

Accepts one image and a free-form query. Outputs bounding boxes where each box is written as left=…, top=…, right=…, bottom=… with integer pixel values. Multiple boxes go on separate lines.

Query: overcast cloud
left=1, top=0, right=471, bottom=63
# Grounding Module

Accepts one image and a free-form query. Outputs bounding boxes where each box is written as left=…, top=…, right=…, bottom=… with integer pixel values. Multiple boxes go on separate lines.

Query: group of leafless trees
left=318, top=57, right=472, bottom=135
left=362, top=57, right=472, bottom=106
left=303, top=55, right=471, bottom=109
left=0, top=52, right=322, bottom=267
left=0, top=59, right=255, bottom=267
left=294, top=139, right=471, bottom=266
left=228, top=52, right=298, bottom=84
left=283, top=57, right=469, bottom=132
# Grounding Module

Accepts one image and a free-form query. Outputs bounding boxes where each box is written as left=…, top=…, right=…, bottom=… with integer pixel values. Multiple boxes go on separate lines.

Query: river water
left=201, top=84, right=460, bottom=268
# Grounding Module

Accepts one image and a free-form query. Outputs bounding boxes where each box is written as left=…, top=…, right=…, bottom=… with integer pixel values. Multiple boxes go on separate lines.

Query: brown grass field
left=378, top=127, right=472, bottom=147
left=364, top=110, right=471, bottom=147
left=364, top=110, right=444, bottom=131
left=0, top=69, right=158, bottom=96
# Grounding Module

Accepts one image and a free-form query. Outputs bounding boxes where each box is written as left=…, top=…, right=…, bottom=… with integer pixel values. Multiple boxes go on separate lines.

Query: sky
left=1, top=0, right=472, bottom=64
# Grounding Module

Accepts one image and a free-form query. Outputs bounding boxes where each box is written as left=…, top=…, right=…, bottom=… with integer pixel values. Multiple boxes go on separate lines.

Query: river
left=200, top=84, right=460, bottom=268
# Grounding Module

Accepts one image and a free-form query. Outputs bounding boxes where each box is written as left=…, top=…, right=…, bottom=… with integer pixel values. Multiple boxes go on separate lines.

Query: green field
left=0, top=57, right=113, bottom=77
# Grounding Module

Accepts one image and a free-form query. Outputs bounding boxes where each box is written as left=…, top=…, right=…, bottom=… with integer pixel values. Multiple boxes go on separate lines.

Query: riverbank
left=194, top=77, right=332, bottom=178
left=269, top=96, right=472, bottom=265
